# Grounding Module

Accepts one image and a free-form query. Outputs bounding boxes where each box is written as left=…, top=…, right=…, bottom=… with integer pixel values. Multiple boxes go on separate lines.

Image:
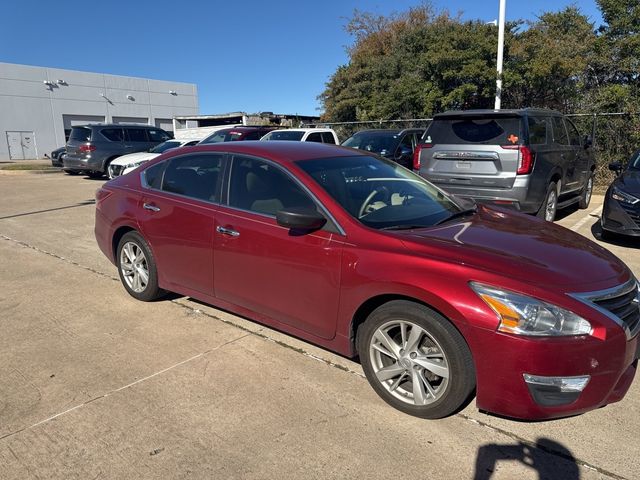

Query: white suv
left=260, top=128, right=339, bottom=144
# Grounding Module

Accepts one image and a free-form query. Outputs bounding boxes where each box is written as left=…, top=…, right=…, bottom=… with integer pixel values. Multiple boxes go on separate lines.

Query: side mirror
left=395, top=145, right=413, bottom=161
left=276, top=207, right=326, bottom=231
left=583, top=135, right=593, bottom=149
left=608, top=162, right=623, bottom=175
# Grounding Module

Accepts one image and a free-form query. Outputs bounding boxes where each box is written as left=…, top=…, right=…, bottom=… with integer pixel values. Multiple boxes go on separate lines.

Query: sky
left=0, top=0, right=603, bottom=117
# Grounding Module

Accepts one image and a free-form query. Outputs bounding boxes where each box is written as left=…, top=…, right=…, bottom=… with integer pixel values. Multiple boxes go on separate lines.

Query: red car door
left=213, top=154, right=343, bottom=339
left=138, top=152, right=224, bottom=296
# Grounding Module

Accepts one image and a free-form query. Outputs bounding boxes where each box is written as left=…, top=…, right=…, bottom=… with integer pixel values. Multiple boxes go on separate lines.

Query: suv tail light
left=502, top=145, right=534, bottom=175
left=79, top=144, right=96, bottom=153
left=413, top=143, right=432, bottom=170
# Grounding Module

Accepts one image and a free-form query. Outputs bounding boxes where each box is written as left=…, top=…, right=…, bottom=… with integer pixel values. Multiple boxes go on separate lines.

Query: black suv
left=63, top=124, right=172, bottom=177
left=342, top=128, right=425, bottom=169
left=416, top=109, right=595, bottom=221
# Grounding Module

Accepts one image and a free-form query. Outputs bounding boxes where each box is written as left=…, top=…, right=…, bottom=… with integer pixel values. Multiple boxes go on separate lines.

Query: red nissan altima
left=95, top=141, right=639, bottom=420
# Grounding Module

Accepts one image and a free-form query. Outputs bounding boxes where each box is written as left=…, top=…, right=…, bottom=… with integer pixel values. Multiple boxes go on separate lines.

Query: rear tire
left=537, top=182, right=558, bottom=221
left=88, top=170, right=105, bottom=179
left=116, top=231, right=164, bottom=302
left=357, top=300, right=475, bottom=419
left=578, top=172, right=594, bottom=209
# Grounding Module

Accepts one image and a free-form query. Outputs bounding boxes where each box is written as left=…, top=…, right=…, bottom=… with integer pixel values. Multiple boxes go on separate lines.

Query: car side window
left=101, top=128, right=124, bottom=142
left=125, top=128, right=149, bottom=142
left=306, top=132, right=323, bottom=143
left=400, top=134, right=414, bottom=149
left=244, top=131, right=263, bottom=140
left=161, top=153, right=223, bottom=202
left=565, top=119, right=582, bottom=146
left=143, top=162, right=165, bottom=190
left=148, top=129, right=171, bottom=142
left=227, top=155, right=317, bottom=216
left=321, top=132, right=336, bottom=144
left=551, top=117, right=569, bottom=145
left=528, top=117, right=548, bottom=145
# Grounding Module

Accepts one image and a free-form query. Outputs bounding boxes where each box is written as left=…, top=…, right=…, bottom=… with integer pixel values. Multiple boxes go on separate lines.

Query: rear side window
left=243, top=131, right=263, bottom=140
left=426, top=117, right=522, bottom=145
left=148, top=129, right=171, bottom=142
left=70, top=127, right=92, bottom=142
left=527, top=117, right=549, bottom=145
left=125, top=128, right=149, bottom=142
left=101, top=128, right=124, bottom=142
left=321, top=132, right=337, bottom=144
left=161, top=154, right=223, bottom=202
left=144, top=162, right=165, bottom=189
left=306, top=132, right=323, bottom=143
left=551, top=117, right=569, bottom=145
left=263, top=131, right=305, bottom=141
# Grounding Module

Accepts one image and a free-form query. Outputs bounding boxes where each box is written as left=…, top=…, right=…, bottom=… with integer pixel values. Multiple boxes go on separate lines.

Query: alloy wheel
left=119, top=241, right=149, bottom=293
left=369, top=320, right=450, bottom=406
left=545, top=190, right=557, bottom=221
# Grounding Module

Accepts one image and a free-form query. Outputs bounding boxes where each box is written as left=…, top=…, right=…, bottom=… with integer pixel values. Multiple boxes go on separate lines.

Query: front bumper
left=601, top=193, right=640, bottom=237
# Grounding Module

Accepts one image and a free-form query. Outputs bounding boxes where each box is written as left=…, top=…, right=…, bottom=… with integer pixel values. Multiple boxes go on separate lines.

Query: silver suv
left=63, top=124, right=172, bottom=178
left=415, top=109, right=595, bottom=221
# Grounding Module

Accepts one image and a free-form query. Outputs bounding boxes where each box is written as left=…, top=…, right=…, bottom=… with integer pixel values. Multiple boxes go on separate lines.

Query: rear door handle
left=216, top=226, right=240, bottom=237
left=143, top=203, right=160, bottom=212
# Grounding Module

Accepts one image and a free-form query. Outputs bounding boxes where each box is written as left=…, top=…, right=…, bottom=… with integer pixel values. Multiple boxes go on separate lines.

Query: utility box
left=6, top=131, right=38, bottom=160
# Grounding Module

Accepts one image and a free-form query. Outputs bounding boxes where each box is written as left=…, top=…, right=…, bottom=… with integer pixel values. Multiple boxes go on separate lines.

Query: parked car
left=601, top=150, right=640, bottom=238
left=63, top=124, right=172, bottom=178
left=260, top=128, right=339, bottom=144
left=342, top=128, right=425, bottom=169
left=199, top=126, right=277, bottom=144
left=107, top=139, right=199, bottom=179
left=50, top=146, right=66, bottom=167
left=415, top=109, right=595, bottom=221
left=95, top=142, right=638, bottom=421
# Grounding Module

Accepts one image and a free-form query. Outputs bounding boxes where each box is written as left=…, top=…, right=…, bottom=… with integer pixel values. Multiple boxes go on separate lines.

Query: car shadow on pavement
left=474, top=438, right=580, bottom=480
left=591, top=219, right=640, bottom=249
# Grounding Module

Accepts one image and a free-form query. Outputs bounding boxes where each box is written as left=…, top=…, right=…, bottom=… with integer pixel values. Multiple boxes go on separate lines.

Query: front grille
left=109, top=165, right=125, bottom=177
left=620, top=204, right=640, bottom=228
left=579, top=280, right=640, bottom=340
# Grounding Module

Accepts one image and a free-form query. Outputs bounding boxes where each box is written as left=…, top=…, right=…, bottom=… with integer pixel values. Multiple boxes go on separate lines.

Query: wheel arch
left=112, top=225, right=137, bottom=260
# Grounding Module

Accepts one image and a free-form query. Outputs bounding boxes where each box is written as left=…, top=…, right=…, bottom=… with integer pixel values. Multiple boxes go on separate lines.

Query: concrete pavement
left=1, top=172, right=638, bottom=479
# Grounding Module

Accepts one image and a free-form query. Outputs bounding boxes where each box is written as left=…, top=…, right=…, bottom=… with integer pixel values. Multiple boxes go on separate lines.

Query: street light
left=494, top=0, right=506, bottom=110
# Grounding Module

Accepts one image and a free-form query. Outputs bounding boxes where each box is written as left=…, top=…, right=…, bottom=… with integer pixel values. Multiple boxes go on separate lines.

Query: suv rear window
left=425, top=117, right=522, bottom=145
left=69, top=127, right=91, bottom=142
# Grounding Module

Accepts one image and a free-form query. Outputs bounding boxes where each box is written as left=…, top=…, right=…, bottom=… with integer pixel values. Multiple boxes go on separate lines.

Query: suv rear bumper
left=429, top=176, right=543, bottom=213
left=63, top=154, right=104, bottom=172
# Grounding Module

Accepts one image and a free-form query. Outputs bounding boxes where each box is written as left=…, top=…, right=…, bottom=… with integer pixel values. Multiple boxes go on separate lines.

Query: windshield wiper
left=434, top=207, right=478, bottom=225
left=380, top=224, right=430, bottom=231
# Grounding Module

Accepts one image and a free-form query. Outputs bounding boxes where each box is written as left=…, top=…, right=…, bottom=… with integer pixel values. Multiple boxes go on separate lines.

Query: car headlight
left=126, top=161, right=146, bottom=169
left=470, top=283, right=592, bottom=336
left=611, top=186, right=639, bottom=205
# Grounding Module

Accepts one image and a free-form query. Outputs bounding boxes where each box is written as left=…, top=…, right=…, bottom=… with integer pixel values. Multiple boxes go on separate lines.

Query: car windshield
left=200, top=130, right=244, bottom=143
left=149, top=140, right=183, bottom=153
left=629, top=150, right=640, bottom=170
left=297, top=155, right=465, bottom=230
left=342, top=132, right=398, bottom=156
left=262, top=131, right=305, bottom=141
left=425, top=116, right=522, bottom=145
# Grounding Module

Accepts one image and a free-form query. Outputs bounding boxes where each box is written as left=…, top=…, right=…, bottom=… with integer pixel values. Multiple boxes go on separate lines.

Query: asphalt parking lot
left=1, top=171, right=638, bottom=480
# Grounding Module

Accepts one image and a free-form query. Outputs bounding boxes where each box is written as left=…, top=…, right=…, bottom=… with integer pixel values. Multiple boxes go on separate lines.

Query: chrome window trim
left=224, top=153, right=347, bottom=237
left=569, top=278, right=640, bottom=340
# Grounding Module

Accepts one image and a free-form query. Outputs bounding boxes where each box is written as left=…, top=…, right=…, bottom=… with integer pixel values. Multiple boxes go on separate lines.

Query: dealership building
left=0, top=62, right=199, bottom=161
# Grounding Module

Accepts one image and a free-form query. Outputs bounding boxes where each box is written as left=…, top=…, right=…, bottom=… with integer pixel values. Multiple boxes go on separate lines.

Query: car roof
left=352, top=128, right=424, bottom=135
left=212, top=126, right=275, bottom=133
left=72, top=123, right=157, bottom=128
left=268, top=128, right=335, bottom=133
left=434, top=108, right=563, bottom=118
left=172, top=140, right=361, bottom=163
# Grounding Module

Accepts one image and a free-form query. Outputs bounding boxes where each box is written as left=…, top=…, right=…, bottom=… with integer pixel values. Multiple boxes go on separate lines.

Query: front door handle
left=216, top=226, right=240, bottom=237
left=143, top=203, right=160, bottom=212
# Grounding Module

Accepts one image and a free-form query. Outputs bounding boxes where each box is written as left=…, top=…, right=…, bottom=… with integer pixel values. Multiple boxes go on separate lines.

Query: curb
left=0, top=168, right=62, bottom=175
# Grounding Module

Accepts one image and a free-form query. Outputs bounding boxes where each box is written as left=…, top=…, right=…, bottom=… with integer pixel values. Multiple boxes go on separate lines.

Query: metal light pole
left=494, top=0, right=506, bottom=110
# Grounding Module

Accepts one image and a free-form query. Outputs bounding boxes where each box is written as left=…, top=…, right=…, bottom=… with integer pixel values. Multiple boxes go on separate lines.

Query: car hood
left=616, top=170, right=640, bottom=195
left=110, top=152, right=159, bottom=166
left=396, top=206, right=628, bottom=288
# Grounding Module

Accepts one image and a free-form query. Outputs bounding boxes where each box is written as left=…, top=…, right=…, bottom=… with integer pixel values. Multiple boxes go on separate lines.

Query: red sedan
left=95, top=141, right=639, bottom=420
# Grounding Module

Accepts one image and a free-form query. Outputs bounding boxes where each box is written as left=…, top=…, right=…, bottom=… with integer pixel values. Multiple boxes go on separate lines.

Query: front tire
left=357, top=300, right=475, bottom=419
left=117, top=231, right=164, bottom=301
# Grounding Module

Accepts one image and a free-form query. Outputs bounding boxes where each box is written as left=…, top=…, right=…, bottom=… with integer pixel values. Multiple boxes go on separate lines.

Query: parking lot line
left=570, top=206, right=602, bottom=232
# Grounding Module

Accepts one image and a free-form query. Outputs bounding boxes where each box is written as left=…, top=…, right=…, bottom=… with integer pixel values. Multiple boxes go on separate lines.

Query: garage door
left=154, top=118, right=174, bottom=132
left=62, top=114, right=105, bottom=142
left=112, top=116, right=149, bottom=125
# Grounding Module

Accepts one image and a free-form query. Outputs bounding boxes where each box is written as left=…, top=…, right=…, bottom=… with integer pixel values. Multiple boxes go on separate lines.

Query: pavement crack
left=0, top=200, right=95, bottom=220
left=0, top=332, right=252, bottom=443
